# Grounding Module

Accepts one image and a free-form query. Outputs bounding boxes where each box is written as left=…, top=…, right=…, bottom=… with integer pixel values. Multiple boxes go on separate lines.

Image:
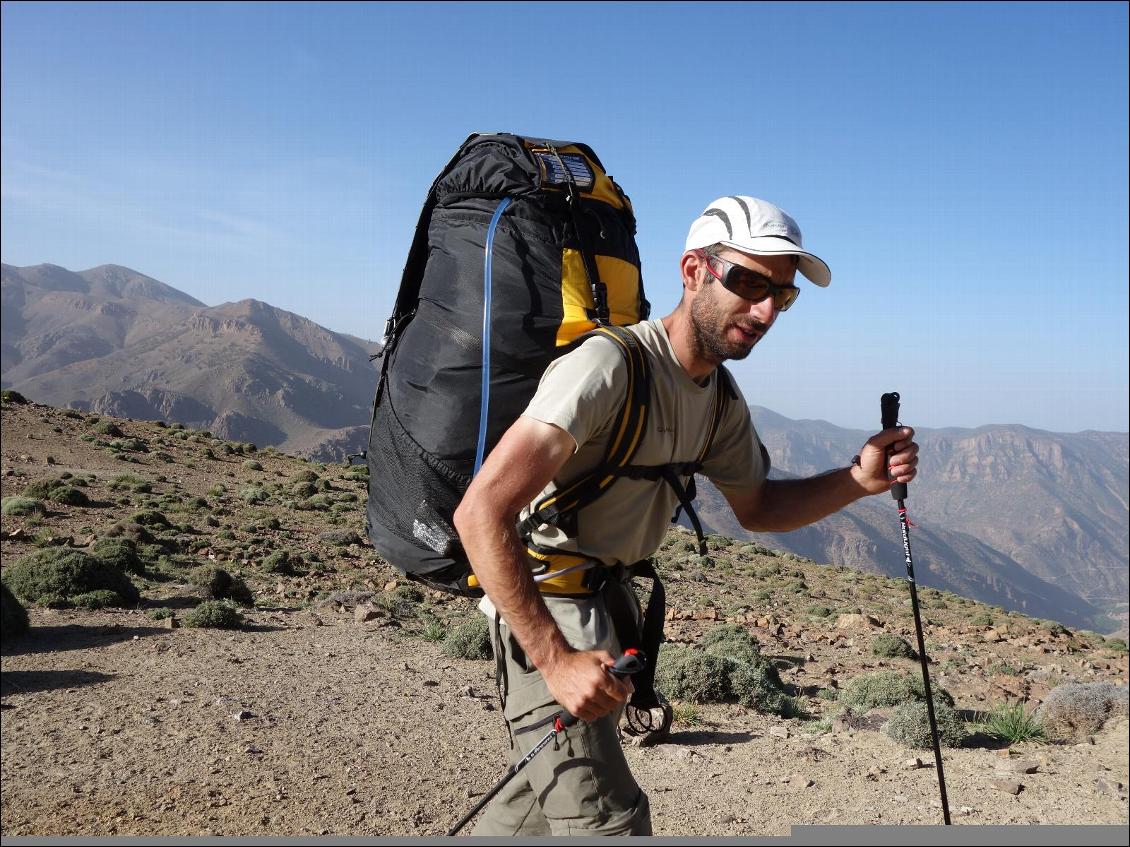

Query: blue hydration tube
left=474, top=197, right=514, bottom=477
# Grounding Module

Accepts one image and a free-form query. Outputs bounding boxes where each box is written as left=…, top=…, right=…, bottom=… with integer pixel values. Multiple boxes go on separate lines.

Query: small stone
left=994, top=748, right=1012, bottom=758
left=768, top=726, right=789, bottom=740
left=233, top=710, right=255, bottom=722
left=991, top=779, right=1022, bottom=795
left=1010, top=759, right=1039, bottom=775
left=354, top=604, right=381, bottom=624
left=383, top=580, right=398, bottom=592
left=162, top=617, right=178, bottom=629
left=903, top=757, right=923, bottom=770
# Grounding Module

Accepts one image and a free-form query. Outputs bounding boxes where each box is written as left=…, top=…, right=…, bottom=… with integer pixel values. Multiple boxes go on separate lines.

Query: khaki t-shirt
left=520, top=319, right=767, bottom=569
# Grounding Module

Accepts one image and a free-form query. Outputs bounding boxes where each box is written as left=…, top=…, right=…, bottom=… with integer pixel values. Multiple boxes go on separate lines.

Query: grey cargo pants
left=472, top=577, right=652, bottom=836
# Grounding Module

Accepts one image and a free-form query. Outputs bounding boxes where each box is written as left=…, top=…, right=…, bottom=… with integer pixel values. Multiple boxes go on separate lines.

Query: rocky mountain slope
left=2, top=262, right=1126, bottom=635
left=2, top=263, right=378, bottom=458
left=1, top=397, right=1127, bottom=836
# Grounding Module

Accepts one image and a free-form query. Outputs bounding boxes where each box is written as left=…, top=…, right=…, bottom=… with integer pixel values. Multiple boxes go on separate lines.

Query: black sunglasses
left=696, top=249, right=800, bottom=312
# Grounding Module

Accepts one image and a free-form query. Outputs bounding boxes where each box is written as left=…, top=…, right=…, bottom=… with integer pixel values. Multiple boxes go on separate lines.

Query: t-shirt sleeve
left=700, top=376, right=769, bottom=496
left=521, top=335, right=627, bottom=451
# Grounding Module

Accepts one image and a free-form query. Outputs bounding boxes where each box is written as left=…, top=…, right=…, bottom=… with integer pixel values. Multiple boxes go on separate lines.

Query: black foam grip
left=881, top=393, right=908, bottom=501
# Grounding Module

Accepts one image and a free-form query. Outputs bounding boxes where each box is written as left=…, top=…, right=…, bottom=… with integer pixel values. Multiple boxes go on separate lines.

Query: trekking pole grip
left=880, top=392, right=908, bottom=501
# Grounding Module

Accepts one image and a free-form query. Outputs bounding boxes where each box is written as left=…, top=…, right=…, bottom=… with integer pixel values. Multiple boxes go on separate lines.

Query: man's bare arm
left=452, top=416, right=632, bottom=721
left=725, top=427, right=919, bottom=532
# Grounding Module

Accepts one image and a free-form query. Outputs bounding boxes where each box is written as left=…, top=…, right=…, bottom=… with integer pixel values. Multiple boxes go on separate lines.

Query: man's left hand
left=851, top=426, right=919, bottom=495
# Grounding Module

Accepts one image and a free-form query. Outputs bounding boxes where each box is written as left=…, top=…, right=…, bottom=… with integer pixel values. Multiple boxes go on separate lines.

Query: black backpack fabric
left=365, top=133, right=649, bottom=594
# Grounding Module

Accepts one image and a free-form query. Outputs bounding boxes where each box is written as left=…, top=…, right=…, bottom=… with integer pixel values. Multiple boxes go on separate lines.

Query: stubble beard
left=689, top=283, right=765, bottom=364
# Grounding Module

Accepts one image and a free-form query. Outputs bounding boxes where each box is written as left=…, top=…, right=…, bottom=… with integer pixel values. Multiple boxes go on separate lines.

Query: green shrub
left=72, top=589, right=128, bottom=610
left=807, top=605, right=833, bottom=618
left=130, top=510, right=170, bottom=528
left=240, top=486, right=268, bottom=504
left=184, top=600, right=244, bottom=630
left=885, top=700, right=966, bottom=748
left=1, top=389, right=28, bottom=404
left=261, top=551, right=298, bottom=574
left=442, top=617, right=493, bottom=660
left=147, top=607, right=174, bottom=620
left=22, top=476, right=71, bottom=499
left=293, top=470, right=319, bottom=483
left=1038, top=683, right=1130, bottom=741
left=242, top=459, right=263, bottom=471
left=300, top=494, right=332, bottom=511
left=89, top=538, right=145, bottom=575
left=110, top=437, right=146, bottom=453
left=47, top=486, right=90, bottom=506
left=418, top=609, right=447, bottom=642
left=979, top=700, right=1046, bottom=744
left=970, top=612, right=994, bottom=627
left=655, top=625, right=792, bottom=715
left=655, top=646, right=730, bottom=703
left=93, top=420, right=124, bottom=437
left=109, top=474, right=153, bottom=493
left=1, top=497, right=45, bottom=516
left=871, top=633, right=915, bottom=659
left=1, top=549, right=139, bottom=607
left=188, top=565, right=254, bottom=607
left=1, top=583, right=30, bottom=640
left=105, top=521, right=157, bottom=544
left=839, top=670, right=953, bottom=714
left=291, top=481, right=317, bottom=498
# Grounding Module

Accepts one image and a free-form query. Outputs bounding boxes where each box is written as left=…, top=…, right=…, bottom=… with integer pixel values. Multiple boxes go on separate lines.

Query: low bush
left=2, top=497, right=45, bottom=517
left=93, top=420, right=124, bottom=437
left=184, top=600, right=244, bottom=629
left=871, top=633, right=915, bottom=659
left=1038, top=682, right=1129, bottom=741
left=188, top=565, right=254, bottom=607
left=72, top=589, right=128, bottom=610
left=90, top=538, right=146, bottom=575
left=442, top=616, right=493, bottom=660
left=885, top=700, right=966, bottom=748
left=1, top=549, right=139, bottom=607
left=656, top=624, right=793, bottom=716
left=839, top=670, right=953, bottom=714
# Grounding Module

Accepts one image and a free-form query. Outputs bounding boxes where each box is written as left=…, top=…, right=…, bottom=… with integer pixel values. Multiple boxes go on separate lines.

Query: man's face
left=688, top=249, right=797, bottom=363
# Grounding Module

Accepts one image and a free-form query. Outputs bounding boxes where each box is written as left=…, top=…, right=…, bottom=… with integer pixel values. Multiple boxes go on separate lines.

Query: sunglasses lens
left=775, top=287, right=799, bottom=312
left=722, top=264, right=799, bottom=311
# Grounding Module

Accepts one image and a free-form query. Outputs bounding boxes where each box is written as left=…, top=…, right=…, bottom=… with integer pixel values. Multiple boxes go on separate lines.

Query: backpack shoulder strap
left=516, top=325, right=651, bottom=538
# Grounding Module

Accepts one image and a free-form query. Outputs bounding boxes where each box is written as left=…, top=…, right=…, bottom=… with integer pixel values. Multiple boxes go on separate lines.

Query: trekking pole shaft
left=882, top=391, right=950, bottom=825
left=898, top=502, right=952, bottom=825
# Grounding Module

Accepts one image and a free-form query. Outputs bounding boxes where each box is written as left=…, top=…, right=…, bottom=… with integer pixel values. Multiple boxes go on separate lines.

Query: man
left=453, top=195, right=919, bottom=835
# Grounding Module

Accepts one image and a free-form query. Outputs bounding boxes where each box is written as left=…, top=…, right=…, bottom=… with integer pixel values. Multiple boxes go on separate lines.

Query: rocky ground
left=2, top=397, right=1128, bottom=835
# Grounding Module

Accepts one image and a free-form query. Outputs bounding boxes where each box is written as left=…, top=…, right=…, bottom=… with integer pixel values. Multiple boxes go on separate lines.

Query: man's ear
left=680, top=250, right=704, bottom=293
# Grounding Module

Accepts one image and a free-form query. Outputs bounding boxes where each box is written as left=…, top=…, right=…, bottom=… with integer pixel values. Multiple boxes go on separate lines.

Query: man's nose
left=748, top=296, right=777, bottom=326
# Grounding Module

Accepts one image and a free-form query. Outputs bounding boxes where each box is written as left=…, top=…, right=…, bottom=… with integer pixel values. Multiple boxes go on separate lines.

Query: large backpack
left=365, top=133, right=651, bottom=594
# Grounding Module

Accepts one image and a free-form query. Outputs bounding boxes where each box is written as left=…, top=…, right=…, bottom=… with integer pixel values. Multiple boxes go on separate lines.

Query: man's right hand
left=541, top=648, right=635, bottom=722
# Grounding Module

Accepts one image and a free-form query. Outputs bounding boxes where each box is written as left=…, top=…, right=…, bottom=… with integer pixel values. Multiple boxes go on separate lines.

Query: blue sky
left=2, top=1, right=1127, bottom=432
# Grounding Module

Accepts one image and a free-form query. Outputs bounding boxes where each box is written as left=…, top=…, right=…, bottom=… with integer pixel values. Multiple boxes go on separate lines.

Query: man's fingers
left=869, top=426, right=915, bottom=450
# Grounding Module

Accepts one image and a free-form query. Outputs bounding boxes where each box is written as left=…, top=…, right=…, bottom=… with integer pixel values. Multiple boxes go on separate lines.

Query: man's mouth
left=732, top=324, right=762, bottom=344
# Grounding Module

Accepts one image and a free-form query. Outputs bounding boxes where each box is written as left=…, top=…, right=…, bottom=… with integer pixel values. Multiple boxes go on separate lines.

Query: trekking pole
left=881, top=392, right=951, bottom=825
left=447, top=649, right=647, bottom=836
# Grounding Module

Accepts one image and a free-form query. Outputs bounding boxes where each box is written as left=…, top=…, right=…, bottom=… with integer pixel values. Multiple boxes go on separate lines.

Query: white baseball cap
left=685, top=196, right=831, bottom=286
